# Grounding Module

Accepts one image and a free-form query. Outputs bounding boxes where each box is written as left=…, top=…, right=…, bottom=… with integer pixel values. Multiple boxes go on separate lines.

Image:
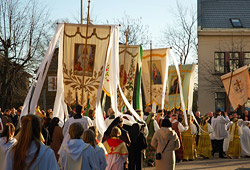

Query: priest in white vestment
left=210, top=110, right=230, bottom=158
left=240, top=121, right=250, bottom=157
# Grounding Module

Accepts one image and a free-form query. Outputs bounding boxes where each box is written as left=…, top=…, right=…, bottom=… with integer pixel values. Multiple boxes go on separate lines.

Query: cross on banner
left=234, top=79, right=243, bottom=93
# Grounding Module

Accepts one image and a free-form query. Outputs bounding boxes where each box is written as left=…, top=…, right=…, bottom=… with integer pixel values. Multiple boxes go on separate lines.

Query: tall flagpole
left=150, top=41, right=152, bottom=106
left=80, top=0, right=83, bottom=24
left=81, top=0, right=91, bottom=106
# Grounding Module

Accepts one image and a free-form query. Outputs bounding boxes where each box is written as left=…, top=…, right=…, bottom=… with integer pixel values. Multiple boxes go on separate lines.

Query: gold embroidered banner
left=221, top=66, right=250, bottom=110
left=166, top=64, right=196, bottom=110
left=103, top=45, right=140, bottom=104
left=141, top=48, right=169, bottom=106
left=63, top=23, right=111, bottom=108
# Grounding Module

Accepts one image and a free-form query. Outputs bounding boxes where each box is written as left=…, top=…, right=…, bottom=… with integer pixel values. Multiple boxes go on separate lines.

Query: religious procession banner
left=141, top=48, right=170, bottom=106
left=103, top=45, right=140, bottom=105
left=166, top=64, right=196, bottom=111
left=63, top=23, right=112, bottom=108
left=221, top=65, right=250, bottom=110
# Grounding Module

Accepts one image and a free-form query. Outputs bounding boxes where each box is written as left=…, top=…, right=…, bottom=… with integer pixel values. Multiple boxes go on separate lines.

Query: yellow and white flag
left=167, top=64, right=196, bottom=111
left=141, top=48, right=170, bottom=106
left=221, top=66, right=250, bottom=110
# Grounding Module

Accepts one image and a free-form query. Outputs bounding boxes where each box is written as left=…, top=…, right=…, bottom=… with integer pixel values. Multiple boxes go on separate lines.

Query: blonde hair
left=110, top=126, right=121, bottom=137
left=82, top=129, right=96, bottom=148
left=69, top=122, right=84, bottom=139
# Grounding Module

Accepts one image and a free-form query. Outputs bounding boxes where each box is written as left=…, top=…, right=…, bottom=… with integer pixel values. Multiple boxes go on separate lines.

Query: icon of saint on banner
left=74, top=44, right=96, bottom=76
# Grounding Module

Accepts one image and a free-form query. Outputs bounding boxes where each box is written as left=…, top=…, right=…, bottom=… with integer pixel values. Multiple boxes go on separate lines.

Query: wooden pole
left=80, top=0, right=83, bottom=24
left=150, top=41, right=152, bottom=106
left=81, top=0, right=91, bottom=106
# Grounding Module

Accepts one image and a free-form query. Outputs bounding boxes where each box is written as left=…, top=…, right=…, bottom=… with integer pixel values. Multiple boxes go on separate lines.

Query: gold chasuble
left=141, top=48, right=169, bottom=106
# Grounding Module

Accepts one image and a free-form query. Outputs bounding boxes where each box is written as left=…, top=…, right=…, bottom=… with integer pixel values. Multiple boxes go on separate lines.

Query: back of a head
left=69, top=122, right=84, bottom=139
left=157, top=110, right=163, bottom=113
left=2, top=123, right=15, bottom=144
left=82, top=129, right=96, bottom=148
left=88, top=109, right=94, bottom=116
left=110, top=126, right=121, bottom=138
left=161, top=118, right=172, bottom=128
left=215, top=109, right=221, bottom=118
left=145, top=106, right=152, bottom=113
left=89, top=126, right=98, bottom=138
left=13, top=115, right=42, bottom=170
left=20, top=115, right=41, bottom=143
left=75, top=105, right=83, bottom=115
left=48, top=117, right=60, bottom=136
left=166, top=111, right=172, bottom=118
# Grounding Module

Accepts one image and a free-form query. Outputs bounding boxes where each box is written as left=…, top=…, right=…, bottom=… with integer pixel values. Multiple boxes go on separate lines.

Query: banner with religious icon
left=63, top=23, right=112, bottom=108
left=166, top=64, right=196, bottom=111
left=103, top=45, right=140, bottom=105
left=221, top=65, right=250, bottom=110
left=141, top=48, right=170, bottom=106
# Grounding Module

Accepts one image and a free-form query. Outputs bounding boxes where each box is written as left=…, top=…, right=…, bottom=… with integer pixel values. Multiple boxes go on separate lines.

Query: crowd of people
left=0, top=105, right=250, bottom=170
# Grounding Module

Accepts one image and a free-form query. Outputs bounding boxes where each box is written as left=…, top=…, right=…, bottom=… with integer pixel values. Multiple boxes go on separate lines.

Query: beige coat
left=151, top=127, right=180, bottom=170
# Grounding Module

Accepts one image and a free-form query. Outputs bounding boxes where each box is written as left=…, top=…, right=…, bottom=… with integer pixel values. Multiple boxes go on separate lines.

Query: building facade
left=198, top=0, right=250, bottom=114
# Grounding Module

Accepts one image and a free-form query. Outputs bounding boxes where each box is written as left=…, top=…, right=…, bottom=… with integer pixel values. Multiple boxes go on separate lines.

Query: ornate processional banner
left=166, top=64, right=196, bottom=111
left=141, top=48, right=169, bottom=106
left=221, top=65, right=250, bottom=110
left=63, top=23, right=111, bottom=108
left=103, top=45, right=140, bottom=104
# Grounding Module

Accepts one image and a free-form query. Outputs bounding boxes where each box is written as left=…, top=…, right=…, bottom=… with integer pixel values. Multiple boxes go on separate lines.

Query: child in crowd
left=83, top=129, right=107, bottom=170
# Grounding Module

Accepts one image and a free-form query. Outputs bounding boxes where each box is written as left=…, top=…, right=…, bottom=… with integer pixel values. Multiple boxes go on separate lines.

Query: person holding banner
left=211, top=109, right=230, bottom=158
left=181, top=115, right=197, bottom=161
left=61, top=105, right=93, bottom=147
left=197, top=116, right=213, bottom=159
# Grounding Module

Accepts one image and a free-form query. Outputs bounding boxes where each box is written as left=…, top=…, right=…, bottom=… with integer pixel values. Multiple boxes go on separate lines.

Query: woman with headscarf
left=102, top=117, right=131, bottom=146
left=151, top=118, right=180, bottom=170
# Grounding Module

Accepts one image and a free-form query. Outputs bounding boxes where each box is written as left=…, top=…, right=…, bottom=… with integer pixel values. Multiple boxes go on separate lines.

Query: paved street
left=144, top=157, right=250, bottom=170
